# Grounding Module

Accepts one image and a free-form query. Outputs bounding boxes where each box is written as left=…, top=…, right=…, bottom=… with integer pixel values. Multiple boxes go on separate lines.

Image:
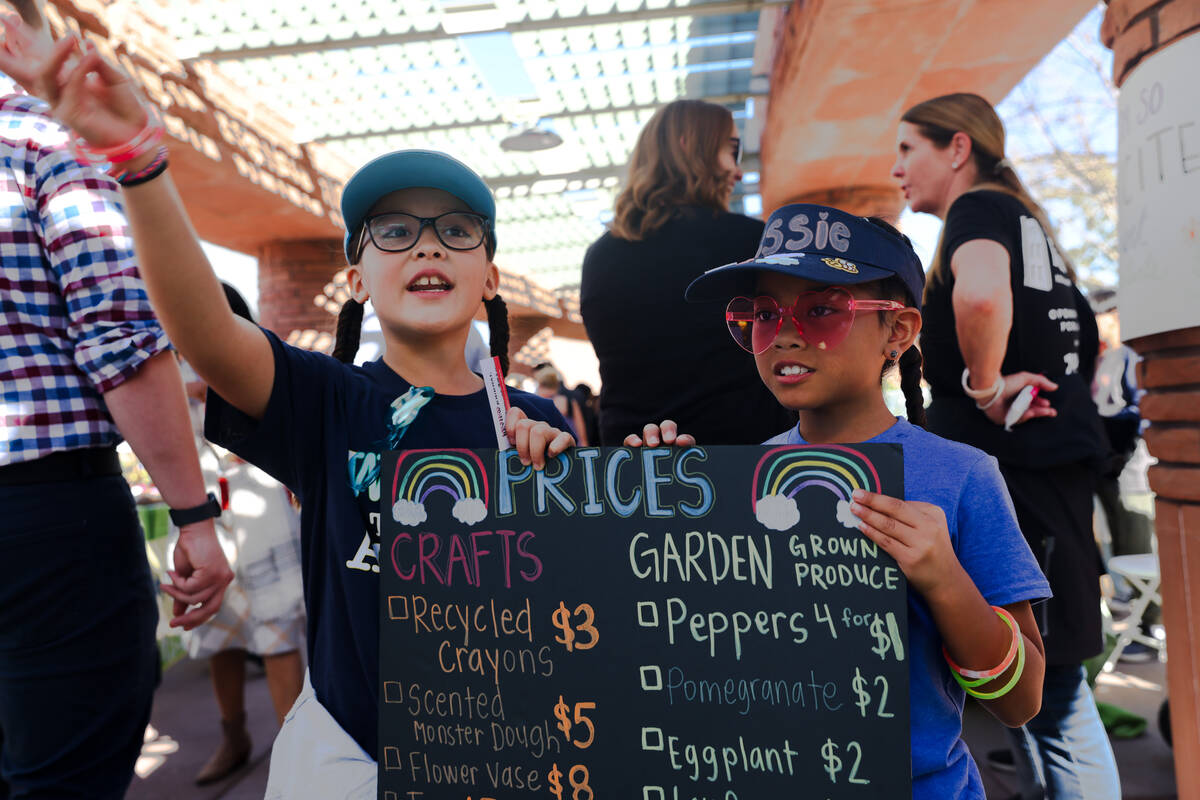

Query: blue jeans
left=0, top=475, right=159, bottom=799
left=1006, top=664, right=1120, bottom=800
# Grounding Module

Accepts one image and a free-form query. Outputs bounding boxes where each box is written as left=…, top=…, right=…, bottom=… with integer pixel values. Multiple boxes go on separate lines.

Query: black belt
left=0, top=447, right=122, bottom=486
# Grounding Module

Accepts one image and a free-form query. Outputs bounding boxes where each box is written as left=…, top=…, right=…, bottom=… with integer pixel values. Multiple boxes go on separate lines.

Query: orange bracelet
left=942, top=606, right=1020, bottom=685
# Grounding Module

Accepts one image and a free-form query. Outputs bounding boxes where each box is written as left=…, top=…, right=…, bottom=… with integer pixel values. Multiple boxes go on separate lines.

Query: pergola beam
left=312, top=92, right=765, bottom=142
left=191, top=0, right=787, bottom=61
left=486, top=154, right=760, bottom=190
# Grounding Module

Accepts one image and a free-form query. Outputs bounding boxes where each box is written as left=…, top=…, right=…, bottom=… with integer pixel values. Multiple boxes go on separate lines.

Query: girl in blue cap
left=11, top=34, right=580, bottom=796
left=679, top=205, right=1051, bottom=799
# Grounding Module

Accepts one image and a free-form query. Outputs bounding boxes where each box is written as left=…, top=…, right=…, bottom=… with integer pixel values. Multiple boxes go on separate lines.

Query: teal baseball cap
left=340, top=149, right=496, bottom=262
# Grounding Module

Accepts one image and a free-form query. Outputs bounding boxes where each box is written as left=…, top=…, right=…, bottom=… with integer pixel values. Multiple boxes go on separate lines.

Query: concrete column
left=256, top=239, right=346, bottom=344
left=1103, top=1, right=1200, bottom=793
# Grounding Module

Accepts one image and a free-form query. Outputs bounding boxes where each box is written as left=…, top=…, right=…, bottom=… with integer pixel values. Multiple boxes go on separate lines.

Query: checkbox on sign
left=641, top=727, right=664, bottom=751
left=387, top=596, right=408, bottom=620
left=643, top=788, right=666, bottom=800
left=637, top=601, right=659, bottom=627
left=383, top=681, right=404, bottom=703
left=640, top=665, right=663, bottom=691
left=383, top=747, right=403, bottom=771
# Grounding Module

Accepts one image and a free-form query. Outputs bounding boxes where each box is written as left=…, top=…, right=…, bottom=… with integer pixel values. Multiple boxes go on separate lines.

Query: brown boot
left=194, top=712, right=252, bottom=785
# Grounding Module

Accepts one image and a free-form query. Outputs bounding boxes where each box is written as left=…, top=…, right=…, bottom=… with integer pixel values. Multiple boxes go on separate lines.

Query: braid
left=899, top=346, right=927, bottom=428
left=332, top=299, right=364, bottom=364
left=484, top=294, right=510, bottom=375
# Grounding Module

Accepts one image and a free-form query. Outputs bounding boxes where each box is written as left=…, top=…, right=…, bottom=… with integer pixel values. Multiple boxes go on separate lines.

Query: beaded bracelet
left=944, top=606, right=1021, bottom=688
left=113, top=145, right=168, bottom=187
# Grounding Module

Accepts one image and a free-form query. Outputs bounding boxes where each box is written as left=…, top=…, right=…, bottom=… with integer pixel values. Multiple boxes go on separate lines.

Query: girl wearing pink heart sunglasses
left=683, top=204, right=1051, bottom=799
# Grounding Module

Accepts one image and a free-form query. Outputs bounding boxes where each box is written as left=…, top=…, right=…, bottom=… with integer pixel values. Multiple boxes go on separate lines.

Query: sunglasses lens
left=726, top=297, right=757, bottom=353
left=794, top=288, right=855, bottom=349
left=751, top=296, right=784, bottom=354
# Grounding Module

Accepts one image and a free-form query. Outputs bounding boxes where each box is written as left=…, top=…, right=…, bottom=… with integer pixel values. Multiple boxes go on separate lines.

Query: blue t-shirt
left=205, top=330, right=568, bottom=757
left=765, top=418, right=1050, bottom=799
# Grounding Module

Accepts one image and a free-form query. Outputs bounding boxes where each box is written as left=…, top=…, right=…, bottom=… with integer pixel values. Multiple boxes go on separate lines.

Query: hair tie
left=993, top=158, right=1013, bottom=175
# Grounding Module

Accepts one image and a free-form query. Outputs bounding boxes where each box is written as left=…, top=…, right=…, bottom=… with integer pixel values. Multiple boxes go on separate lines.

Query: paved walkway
left=126, top=658, right=274, bottom=800
left=127, top=654, right=1177, bottom=799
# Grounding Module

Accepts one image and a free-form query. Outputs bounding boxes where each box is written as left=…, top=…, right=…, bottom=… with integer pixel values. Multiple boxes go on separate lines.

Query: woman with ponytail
left=894, top=92, right=1118, bottom=800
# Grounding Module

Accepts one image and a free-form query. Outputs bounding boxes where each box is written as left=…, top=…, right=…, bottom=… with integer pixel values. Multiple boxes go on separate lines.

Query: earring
left=950, top=161, right=959, bottom=169
left=888, top=350, right=899, bottom=359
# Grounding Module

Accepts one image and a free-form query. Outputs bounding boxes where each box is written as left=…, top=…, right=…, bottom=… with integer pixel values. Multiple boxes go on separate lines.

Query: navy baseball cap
left=685, top=204, right=925, bottom=309
left=340, top=150, right=496, bottom=262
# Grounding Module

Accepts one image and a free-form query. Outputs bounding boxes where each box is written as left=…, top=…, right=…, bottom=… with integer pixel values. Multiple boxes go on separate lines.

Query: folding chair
left=1102, top=553, right=1164, bottom=672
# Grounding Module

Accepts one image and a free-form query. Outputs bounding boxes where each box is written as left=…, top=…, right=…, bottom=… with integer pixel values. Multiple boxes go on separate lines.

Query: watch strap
left=169, top=492, right=222, bottom=526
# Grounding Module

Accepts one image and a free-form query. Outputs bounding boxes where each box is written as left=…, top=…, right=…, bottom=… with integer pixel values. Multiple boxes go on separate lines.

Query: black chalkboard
left=379, top=444, right=909, bottom=800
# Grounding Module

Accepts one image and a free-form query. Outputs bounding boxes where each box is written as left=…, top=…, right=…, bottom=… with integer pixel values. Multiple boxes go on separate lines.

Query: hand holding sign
left=849, top=490, right=957, bottom=596
left=380, top=445, right=910, bottom=799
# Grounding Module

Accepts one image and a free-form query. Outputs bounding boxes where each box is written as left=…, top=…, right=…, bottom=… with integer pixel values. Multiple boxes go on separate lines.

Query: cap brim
left=685, top=255, right=894, bottom=302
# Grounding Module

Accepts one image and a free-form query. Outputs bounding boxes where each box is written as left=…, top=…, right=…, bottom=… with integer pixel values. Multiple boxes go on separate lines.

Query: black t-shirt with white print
left=921, top=190, right=1106, bottom=469
left=205, top=329, right=567, bottom=759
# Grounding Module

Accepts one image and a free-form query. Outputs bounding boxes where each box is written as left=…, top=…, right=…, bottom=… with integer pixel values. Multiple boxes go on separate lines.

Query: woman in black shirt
left=892, top=92, right=1118, bottom=800
left=580, top=99, right=793, bottom=444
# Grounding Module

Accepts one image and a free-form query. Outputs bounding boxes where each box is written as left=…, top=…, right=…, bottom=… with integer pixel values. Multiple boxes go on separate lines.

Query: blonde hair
left=610, top=100, right=735, bottom=241
left=900, top=93, right=1076, bottom=299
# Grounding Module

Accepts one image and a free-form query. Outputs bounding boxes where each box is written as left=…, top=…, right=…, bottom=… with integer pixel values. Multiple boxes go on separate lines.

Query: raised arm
left=2, top=31, right=274, bottom=419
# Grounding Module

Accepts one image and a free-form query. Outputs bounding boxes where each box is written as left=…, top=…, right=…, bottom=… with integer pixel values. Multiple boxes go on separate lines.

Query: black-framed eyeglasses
left=730, top=136, right=743, bottom=166
left=357, top=211, right=489, bottom=256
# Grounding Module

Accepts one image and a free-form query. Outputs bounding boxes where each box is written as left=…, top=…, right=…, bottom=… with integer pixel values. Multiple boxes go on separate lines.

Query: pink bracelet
left=72, top=108, right=165, bottom=167
left=111, top=145, right=168, bottom=187
left=942, top=605, right=1020, bottom=682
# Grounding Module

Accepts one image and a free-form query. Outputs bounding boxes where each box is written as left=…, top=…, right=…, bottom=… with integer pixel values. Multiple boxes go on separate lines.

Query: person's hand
left=0, top=31, right=148, bottom=150
left=506, top=406, right=574, bottom=469
left=980, top=372, right=1058, bottom=428
left=162, top=520, right=233, bottom=630
left=847, top=489, right=959, bottom=597
left=623, top=420, right=697, bottom=448
left=0, top=8, right=54, bottom=92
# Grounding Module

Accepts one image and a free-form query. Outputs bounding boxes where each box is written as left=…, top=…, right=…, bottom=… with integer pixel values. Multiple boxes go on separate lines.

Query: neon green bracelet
left=945, top=606, right=1021, bottom=689
left=964, top=632, right=1026, bottom=701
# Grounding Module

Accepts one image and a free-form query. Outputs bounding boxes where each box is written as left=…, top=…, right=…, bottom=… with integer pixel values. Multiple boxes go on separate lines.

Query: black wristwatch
left=169, top=492, right=222, bottom=526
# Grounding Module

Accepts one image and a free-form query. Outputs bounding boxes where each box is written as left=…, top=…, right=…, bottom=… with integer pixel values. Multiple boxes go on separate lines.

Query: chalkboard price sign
left=379, top=444, right=909, bottom=799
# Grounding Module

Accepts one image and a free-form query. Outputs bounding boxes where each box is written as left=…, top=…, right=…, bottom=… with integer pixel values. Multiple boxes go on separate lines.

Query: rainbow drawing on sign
left=390, top=450, right=490, bottom=526
left=751, top=446, right=882, bottom=531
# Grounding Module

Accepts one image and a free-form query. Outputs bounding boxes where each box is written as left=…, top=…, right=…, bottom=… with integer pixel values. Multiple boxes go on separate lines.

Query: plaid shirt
left=1, top=85, right=169, bottom=466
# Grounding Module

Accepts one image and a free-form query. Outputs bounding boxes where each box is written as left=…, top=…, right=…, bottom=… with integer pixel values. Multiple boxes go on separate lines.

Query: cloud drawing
left=835, top=499, right=861, bottom=529
left=452, top=498, right=488, bottom=526
left=392, top=499, right=427, bottom=526
left=755, top=494, right=800, bottom=531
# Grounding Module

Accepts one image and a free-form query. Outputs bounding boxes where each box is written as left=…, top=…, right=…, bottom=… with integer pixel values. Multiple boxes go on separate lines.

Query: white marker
left=479, top=356, right=511, bottom=449
left=1004, top=385, right=1039, bottom=431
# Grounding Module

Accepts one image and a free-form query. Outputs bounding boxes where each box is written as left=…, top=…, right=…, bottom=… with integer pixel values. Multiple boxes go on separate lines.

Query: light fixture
left=500, top=125, right=564, bottom=152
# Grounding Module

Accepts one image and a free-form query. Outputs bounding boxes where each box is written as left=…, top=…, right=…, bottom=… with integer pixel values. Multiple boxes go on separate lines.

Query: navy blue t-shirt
left=205, top=329, right=567, bottom=757
left=766, top=418, right=1050, bottom=799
